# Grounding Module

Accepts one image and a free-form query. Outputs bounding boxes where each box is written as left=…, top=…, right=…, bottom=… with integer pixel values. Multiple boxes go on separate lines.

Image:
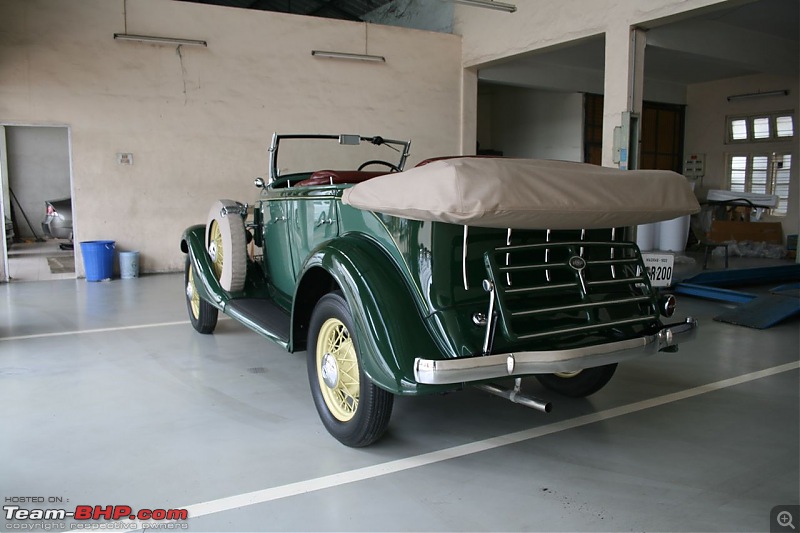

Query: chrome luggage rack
left=462, top=226, right=656, bottom=351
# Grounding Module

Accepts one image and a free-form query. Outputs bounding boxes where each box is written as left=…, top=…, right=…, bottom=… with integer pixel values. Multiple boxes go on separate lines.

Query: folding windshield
left=267, top=134, right=411, bottom=184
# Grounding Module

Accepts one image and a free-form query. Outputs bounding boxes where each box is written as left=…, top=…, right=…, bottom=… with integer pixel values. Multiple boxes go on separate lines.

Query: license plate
left=642, top=252, right=674, bottom=287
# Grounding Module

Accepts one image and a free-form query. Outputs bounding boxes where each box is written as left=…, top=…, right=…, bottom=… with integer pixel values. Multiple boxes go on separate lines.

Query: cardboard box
left=708, top=221, right=783, bottom=244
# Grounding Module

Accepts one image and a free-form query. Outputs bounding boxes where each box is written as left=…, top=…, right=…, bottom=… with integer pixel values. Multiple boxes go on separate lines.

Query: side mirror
left=254, top=177, right=266, bottom=189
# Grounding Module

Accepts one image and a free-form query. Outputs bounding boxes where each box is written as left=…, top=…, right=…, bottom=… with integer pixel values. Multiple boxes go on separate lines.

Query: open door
left=1, top=125, right=74, bottom=282
left=0, top=126, right=9, bottom=282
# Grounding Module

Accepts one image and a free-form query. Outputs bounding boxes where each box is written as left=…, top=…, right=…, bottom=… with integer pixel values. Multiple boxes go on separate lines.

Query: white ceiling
left=479, top=0, right=799, bottom=102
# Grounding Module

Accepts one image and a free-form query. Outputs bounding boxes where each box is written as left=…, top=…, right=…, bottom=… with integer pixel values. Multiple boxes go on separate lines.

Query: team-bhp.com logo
left=3, top=502, right=188, bottom=530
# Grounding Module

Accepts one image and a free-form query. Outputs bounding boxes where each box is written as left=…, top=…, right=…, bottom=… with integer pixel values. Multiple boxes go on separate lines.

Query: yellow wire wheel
left=188, top=265, right=200, bottom=320
left=183, top=255, right=218, bottom=334
left=553, top=370, right=582, bottom=379
left=307, top=292, right=394, bottom=447
left=315, top=317, right=360, bottom=422
left=535, top=364, right=617, bottom=398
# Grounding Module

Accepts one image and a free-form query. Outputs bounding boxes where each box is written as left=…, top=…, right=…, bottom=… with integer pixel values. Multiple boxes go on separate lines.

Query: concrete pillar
left=461, top=67, right=478, bottom=155
left=601, top=25, right=646, bottom=169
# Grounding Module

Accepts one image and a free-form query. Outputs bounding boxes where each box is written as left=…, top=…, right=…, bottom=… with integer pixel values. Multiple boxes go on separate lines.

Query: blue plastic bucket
left=80, top=240, right=115, bottom=281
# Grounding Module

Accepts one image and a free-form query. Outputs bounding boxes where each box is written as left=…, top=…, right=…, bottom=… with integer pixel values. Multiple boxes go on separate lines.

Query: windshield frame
left=266, top=133, right=412, bottom=185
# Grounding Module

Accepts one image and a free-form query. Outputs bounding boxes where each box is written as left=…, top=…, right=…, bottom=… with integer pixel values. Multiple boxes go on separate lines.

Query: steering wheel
left=357, top=160, right=401, bottom=173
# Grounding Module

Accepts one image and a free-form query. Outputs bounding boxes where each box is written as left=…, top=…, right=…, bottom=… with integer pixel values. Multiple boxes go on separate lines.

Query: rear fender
left=297, top=236, right=450, bottom=395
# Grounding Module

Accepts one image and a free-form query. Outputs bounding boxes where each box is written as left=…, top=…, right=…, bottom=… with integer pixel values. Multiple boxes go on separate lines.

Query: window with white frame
left=726, top=111, right=794, bottom=143
left=727, top=152, right=792, bottom=215
left=725, top=109, right=794, bottom=216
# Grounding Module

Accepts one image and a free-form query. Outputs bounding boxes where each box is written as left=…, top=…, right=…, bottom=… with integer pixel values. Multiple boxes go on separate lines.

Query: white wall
left=0, top=0, right=462, bottom=275
left=477, top=86, right=583, bottom=161
left=685, top=73, right=799, bottom=239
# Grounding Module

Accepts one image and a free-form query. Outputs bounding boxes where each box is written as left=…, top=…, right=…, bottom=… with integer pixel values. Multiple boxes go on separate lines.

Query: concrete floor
left=7, top=240, right=75, bottom=282
left=1, top=266, right=798, bottom=532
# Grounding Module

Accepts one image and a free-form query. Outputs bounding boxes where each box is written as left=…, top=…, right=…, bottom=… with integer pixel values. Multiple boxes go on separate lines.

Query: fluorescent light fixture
left=727, top=90, right=788, bottom=102
left=451, top=0, right=517, bottom=12
left=114, top=33, right=207, bottom=47
left=311, top=50, right=386, bottom=62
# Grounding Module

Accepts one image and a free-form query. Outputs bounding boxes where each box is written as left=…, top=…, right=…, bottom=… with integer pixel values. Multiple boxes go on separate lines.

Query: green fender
left=181, top=225, right=229, bottom=310
left=298, top=235, right=452, bottom=396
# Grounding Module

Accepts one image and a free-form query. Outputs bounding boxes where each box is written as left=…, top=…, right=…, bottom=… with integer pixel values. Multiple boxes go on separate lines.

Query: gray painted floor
left=1, top=269, right=798, bottom=532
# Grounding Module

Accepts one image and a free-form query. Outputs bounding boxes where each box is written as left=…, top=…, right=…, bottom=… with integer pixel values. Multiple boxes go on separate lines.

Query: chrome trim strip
left=499, top=257, right=638, bottom=272
left=611, top=228, right=617, bottom=278
left=587, top=277, right=646, bottom=287
left=482, top=281, right=496, bottom=355
left=504, top=283, right=575, bottom=294
left=586, top=258, right=640, bottom=266
left=496, top=241, right=634, bottom=252
left=413, top=318, right=698, bottom=385
left=545, top=229, right=551, bottom=282
left=500, top=263, right=558, bottom=272
left=510, top=296, right=652, bottom=317
left=462, top=225, right=469, bottom=291
left=515, top=315, right=657, bottom=340
left=505, top=228, right=512, bottom=286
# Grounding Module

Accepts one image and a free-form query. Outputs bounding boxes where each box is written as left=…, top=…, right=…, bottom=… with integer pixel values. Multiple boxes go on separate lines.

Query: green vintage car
left=181, top=133, right=699, bottom=447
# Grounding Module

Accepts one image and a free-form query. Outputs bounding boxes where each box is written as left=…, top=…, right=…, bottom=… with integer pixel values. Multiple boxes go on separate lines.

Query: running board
left=224, top=298, right=291, bottom=348
left=474, top=378, right=552, bottom=413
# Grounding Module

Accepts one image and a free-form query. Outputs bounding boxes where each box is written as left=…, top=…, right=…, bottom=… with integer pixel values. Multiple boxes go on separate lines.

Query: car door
left=288, top=189, right=338, bottom=275
left=262, top=198, right=296, bottom=306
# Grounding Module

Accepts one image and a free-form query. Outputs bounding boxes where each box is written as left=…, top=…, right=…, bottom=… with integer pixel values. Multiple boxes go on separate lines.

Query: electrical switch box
left=684, top=153, right=705, bottom=180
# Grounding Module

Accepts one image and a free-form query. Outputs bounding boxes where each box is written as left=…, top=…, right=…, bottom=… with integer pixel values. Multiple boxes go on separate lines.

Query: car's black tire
left=184, top=255, right=218, bottom=334
left=206, top=199, right=247, bottom=292
left=307, top=292, right=393, bottom=447
left=534, top=364, right=618, bottom=398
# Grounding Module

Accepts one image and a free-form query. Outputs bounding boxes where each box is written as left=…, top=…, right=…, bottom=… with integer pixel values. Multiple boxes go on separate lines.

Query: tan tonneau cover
left=341, top=157, right=700, bottom=229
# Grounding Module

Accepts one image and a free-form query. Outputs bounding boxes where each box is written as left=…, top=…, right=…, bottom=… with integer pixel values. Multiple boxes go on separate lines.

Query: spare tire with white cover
left=206, top=199, right=247, bottom=292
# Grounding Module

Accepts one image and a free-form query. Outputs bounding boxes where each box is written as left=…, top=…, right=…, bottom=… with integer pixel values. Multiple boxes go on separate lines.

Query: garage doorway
left=0, top=125, right=74, bottom=282
left=583, top=94, right=685, bottom=172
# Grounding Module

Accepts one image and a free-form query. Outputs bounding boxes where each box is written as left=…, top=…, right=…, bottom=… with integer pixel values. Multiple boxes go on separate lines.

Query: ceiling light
left=451, top=0, right=517, bottom=13
left=311, top=50, right=386, bottom=62
left=727, top=90, right=789, bottom=102
left=114, top=33, right=207, bottom=47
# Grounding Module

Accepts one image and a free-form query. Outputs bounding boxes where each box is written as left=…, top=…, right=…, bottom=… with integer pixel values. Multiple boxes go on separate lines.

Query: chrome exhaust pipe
left=474, top=378, right=552, bottom=413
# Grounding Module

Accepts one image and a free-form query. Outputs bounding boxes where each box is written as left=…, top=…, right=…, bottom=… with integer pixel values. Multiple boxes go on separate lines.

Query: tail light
left=660, top=294, right=677, bottom=317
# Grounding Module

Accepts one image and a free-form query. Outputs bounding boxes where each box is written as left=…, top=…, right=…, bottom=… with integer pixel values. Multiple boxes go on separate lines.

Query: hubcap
left=315, top=318, right=360, bottom=422
left=554, top=370, right=582, bottom=379
left=321, top=352, right=339, bottom=389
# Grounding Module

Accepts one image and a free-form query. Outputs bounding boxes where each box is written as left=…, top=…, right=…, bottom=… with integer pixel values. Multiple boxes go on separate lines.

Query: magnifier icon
left=778, top=511, right=795, bottom=530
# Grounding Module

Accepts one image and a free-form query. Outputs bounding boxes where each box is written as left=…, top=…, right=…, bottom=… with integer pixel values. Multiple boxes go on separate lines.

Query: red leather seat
left=296, top=170, right=388, bottom=187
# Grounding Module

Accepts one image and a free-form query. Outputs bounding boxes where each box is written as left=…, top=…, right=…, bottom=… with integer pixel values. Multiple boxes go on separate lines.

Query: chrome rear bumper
left=414, top=317, right=698, bottom=385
